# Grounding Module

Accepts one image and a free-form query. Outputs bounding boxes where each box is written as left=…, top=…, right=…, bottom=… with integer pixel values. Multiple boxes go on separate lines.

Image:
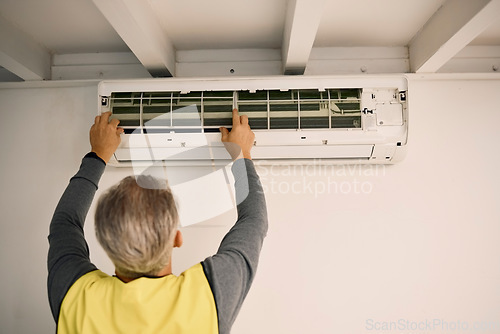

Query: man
left=47, top=109, right=268, bottom=333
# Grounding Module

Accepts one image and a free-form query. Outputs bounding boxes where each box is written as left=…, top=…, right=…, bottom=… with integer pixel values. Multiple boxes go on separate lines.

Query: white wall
left=0, top=77, right=499, bottom=333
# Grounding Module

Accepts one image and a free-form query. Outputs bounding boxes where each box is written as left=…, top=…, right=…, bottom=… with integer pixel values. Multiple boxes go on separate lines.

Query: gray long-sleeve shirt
left=47, top=153, right=268, bottom=333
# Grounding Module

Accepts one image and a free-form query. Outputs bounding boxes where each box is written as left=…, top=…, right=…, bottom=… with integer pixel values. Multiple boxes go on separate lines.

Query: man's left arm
left=47, top=112, right=122, bottom=322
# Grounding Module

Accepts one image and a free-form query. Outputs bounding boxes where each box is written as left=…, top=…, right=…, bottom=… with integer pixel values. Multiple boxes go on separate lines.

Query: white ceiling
left=0, top=0, right=499, bottom=81
left=470, top=18, right=500, bottom=45
left=0, top=0, right=128, bottom=54
left=151, top=0, right=287, bottom=50
left=315, top=0, right=447, bottom=47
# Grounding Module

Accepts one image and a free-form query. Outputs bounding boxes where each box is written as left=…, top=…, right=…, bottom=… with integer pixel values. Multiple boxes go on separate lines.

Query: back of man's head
left=95, top=175, right=178, bottom=279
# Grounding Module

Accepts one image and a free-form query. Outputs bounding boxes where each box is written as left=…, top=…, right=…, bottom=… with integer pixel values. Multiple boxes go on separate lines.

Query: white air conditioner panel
left=118, top=130, right=401, bottom=150
left=127, top=132, right=208, bottom=147
left=115, top=144, right=373, bottom=162
left=115, top=147, right=228, bottom=161
left=252, top=145, right=373, bottom=159
left=375, top=103, right=403, bottom=126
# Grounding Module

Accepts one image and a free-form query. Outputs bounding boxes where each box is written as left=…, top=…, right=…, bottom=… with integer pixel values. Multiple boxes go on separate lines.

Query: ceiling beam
left=92, top=0, right=175, bottom=77
left=438, top=46, right=500, bottom=73
left=409, top=0, right=500, bottom=73
left=282, top=0, right=326, bottom=75
left=176, top=49, right=282, bottom=77
left=52, top=52, right=151, bottom=80
left=307, top=47, right=409, bottom=74
left=0, top=15, right=51, bottom=81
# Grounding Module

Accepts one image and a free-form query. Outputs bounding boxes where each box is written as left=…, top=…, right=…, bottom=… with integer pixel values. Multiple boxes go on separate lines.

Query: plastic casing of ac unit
left=97, top=75, right=408, bottom=166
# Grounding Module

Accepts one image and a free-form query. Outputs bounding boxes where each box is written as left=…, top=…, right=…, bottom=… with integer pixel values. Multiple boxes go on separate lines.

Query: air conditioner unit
left=98, top=75, right=408, bottom=166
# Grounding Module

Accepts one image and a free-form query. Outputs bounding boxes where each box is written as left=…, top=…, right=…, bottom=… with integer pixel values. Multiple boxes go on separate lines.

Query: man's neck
left=115, top=262, right=172, bottom=283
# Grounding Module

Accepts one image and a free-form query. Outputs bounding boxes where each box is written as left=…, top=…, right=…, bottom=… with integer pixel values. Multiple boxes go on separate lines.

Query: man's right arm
left=201, top=109, right=268, bottom=334
left=202, top=158, right=268, bottom=333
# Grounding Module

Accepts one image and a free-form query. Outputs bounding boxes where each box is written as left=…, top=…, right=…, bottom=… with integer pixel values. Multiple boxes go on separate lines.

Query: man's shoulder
left=66, top=269, right=110, bottom=293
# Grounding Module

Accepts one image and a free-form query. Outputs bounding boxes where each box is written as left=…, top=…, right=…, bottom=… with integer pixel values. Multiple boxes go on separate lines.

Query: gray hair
left=95, top=175, right=179, bottom=279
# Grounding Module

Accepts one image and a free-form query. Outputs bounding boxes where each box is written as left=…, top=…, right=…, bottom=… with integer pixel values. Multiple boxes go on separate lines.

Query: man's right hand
left=220, top=109, right=255, bottom=161
left=90, top=112, right=123, bottom=163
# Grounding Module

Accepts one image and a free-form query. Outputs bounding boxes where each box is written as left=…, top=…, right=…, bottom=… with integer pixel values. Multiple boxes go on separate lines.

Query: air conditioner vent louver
left=98, top=75, right=408, bottom=166
left=108, top=88, right=363, bottom=133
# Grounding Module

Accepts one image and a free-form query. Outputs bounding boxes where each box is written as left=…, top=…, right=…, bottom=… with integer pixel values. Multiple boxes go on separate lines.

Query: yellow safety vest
left=57, top=263, right=218, bottom=334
